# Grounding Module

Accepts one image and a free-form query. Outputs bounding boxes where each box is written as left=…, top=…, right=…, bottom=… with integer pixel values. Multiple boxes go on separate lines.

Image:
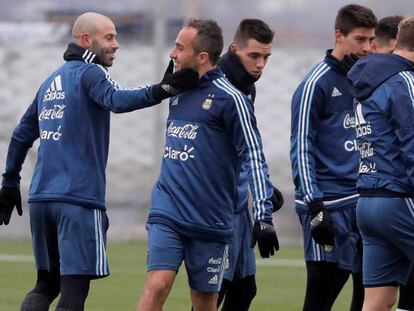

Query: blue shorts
left=296, top=197, right=362, bottom=272
left=30, top=202, right=109, bottom=278
left=357, top=197, right=414, bottom=286
left=224, top=209, right=256, bottom=281
left=146, top=223, right=229, bottom=292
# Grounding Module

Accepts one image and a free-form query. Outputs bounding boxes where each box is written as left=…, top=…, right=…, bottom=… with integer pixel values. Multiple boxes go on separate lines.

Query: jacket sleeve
left=219, top=82, right=273, bottom=222
left=290, top=74, right=326, bottom=205
left=389, top=77, right=414, bottom=187
left=81, top=64, right=161, bottom=113
left=2, top=96, right=39, bottom=187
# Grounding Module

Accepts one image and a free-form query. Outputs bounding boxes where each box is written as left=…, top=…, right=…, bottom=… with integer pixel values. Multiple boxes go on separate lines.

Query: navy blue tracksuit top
left=148, top=67, right=274, bottom=242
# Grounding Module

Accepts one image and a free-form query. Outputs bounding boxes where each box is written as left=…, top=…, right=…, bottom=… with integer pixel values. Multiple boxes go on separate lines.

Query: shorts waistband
left=358, top=189, right=414, bottom=198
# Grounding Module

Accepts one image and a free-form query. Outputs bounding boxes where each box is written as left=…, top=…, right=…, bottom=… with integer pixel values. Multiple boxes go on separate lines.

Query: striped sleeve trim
left=213, top=77, right=268, bottom=220
left=297, top=62, right=330, bottom=203
left=95, top=64, right=147, bottom=91
left=399, top=71, right=414, bottom=105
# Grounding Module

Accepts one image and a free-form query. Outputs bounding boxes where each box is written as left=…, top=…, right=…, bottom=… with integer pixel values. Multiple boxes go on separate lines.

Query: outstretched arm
left=82, top=60, right=198, bottom=113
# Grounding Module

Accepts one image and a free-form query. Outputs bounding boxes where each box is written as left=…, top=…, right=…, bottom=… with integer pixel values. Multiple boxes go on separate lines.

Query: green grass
left=0, top=239, right=355, bottom=310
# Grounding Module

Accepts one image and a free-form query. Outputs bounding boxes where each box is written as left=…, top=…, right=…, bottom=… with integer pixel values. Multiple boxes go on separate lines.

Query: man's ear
left=334, top=29, right=343, bottom=45
left=198, top=51, right=209, bottom=65
left=80, top=33, right=91, bottom=49
left=230, top=43, right=238, bottom=53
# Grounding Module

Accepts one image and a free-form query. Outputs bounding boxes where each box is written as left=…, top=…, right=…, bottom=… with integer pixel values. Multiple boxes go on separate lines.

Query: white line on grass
left=256, top=259, right=304, bottom=267
left=0, top=254, right=33, bottom=262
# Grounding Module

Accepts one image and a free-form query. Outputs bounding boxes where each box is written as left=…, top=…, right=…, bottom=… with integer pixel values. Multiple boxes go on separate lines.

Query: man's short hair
left=184, top=18, right=223, bottom=65
left=335, top=4, right=377, bottom=36
left=375, top=16, right=404, bottom=44
left=395, top=16, right=414, bottom=51
left=233, top=19, right=274, bottom=47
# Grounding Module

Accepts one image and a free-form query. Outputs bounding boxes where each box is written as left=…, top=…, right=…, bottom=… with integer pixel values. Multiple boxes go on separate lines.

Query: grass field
left=0, top=239, right=356, bottom=310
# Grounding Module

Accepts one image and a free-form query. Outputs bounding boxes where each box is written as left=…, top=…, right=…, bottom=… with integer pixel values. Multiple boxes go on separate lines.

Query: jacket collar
left=324, top=49, right=349, bottom=75
left=63, top=43, right=103, bottom=66
left=218, top=51, right=258, bottom=94
left=196, top=67, right=225, bottom=88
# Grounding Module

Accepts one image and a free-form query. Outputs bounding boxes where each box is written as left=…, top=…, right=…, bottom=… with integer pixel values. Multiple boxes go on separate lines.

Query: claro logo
left=164, top=145, right=195, bottom=161
left=344, top=140, right=358, bottom=152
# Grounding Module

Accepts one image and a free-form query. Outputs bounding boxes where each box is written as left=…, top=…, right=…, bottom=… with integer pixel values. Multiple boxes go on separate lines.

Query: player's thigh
left=364, top=286, right=398, bottom=311
left=185, top=238, right=229, bottom=292
left=357, top=197, right=412, bottom=285
left=57, top=204, right=109, bottom=278
left=331, top=207, right=361, bottom=272
left=225, top=210, right=255, bottom=281
left=146, top=223, right=184, bottom=272
left=30, top=202, right=60, bottom=272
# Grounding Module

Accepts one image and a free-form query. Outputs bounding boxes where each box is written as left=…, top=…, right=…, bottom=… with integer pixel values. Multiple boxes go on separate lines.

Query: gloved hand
left=151, top=60, right=199, bottom=101
left=270, top=186, right=284, bottom=213
left=0, top=186, right=22, bottom=225
left=341, top=53, right=359, bottom=73
left=250, top=220, right=279, bottom=258
left=309, top=200, right=335, bottom=246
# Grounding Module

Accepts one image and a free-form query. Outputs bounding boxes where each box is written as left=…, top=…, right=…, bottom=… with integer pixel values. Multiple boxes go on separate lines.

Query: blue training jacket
left=2, top=45, right=160, bottom=209
left=218, top=51, right=259, bottom=214
left=148, top=67, right=274, bottom=242
left=290, top=50, right=359, bottom=210
left=348, top=53, right=414, bottom=195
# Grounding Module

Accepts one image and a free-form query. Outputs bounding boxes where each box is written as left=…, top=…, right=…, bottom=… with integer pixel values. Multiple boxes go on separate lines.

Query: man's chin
left=103, top=58, right=114, bottom=67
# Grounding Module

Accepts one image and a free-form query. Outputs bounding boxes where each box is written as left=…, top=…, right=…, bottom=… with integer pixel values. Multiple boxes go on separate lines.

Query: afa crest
left=202, top=98, right=213, bottom=110
left=324, top=245, right=334, bottom=253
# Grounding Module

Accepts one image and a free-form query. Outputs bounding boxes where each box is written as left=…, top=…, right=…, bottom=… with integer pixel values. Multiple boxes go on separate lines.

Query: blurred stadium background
left=0, top=0, right=411, bottom=243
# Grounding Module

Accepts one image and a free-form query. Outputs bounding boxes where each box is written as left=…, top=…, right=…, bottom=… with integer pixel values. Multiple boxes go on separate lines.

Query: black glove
left=151, top=60, right=199, bottom=101
left=270, top=186, right=284, bottom=213
left=341, top=53, right=359, bottom=73
left=309, top=200, right=335, bottom=246
left=250, top=220, right=279, bottom=258
left=0, top=186, right=22, bottom=225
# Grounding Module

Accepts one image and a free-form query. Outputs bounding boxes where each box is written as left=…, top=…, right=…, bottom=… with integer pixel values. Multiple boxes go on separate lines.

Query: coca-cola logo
left=167, top=122, right=199, bottom=140
left=343, top=113, right=355, bottom=129
left=39, top=105, right=66, bottom=121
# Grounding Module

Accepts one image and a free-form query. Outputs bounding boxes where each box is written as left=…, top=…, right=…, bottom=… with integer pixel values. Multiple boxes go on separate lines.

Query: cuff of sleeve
left=150, top=84, right=170, bottom=102
left=2, top=174, right=20, bottom=188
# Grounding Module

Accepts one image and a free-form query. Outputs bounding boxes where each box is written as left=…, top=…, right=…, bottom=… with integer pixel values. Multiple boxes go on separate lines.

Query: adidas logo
left=331, top=87, right=342, bottom=97
left=43, top=75, right=65, bottom=102
left=208, top=274, right=218, bottom=285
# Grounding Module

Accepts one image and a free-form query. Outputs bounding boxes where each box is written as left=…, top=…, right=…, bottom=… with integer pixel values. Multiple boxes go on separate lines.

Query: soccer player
left=374, top=15, right=404, bottom=53
left=348, top=16, right=414, bottom=311
left=216, top=19, right=283, bottom=311
left=370, top=14, right=414, bottom=311
left=136, top=18, right=278, bottom=311
left=0, top=12, right=198, bottom=311
left=290, top=4, right=377, bottom=311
